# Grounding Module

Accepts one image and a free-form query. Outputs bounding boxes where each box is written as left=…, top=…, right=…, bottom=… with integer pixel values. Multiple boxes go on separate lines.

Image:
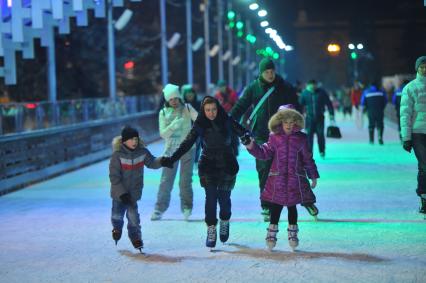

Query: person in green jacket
left=230, top=58, right=299, bottom=221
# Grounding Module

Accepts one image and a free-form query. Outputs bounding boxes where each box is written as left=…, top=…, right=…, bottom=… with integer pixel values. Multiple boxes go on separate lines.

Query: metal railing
left=0, top=94, right=162, bottom=135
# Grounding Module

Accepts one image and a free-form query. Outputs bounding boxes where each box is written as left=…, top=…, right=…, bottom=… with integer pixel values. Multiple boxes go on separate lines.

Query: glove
left=240, top=131, right=252, bottom=146
left=403, top=140, right=412, bottom=153
left=120, top=193, right=132, bottom=205
left=161, top=156, right=175, bottom=168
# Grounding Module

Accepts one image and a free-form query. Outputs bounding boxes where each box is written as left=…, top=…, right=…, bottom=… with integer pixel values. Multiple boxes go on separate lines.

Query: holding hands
left=161, top=156, right=175, bottom=168
left=240, top=131, right=254, bottom=148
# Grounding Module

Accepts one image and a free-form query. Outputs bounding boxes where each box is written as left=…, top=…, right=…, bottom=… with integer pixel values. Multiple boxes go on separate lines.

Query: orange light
left=327, top=43, right=341, bottom=55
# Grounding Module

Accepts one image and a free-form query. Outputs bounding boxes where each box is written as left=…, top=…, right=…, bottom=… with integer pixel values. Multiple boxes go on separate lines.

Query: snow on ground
left=0, top=113, right=425, bottom=283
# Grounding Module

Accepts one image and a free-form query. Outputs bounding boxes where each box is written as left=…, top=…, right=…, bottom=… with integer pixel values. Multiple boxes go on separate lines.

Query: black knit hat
left=259, top=58, right=275, bottom=74
left=121, top=126, right=139, bottom=143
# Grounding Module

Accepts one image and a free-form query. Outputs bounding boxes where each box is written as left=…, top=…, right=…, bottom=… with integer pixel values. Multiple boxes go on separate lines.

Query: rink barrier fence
left=0, top=112, right=160, bottom=195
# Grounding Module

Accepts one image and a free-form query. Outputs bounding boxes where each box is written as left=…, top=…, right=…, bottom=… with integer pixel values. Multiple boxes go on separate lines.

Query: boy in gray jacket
left=109, top=126, right=163, bottom=252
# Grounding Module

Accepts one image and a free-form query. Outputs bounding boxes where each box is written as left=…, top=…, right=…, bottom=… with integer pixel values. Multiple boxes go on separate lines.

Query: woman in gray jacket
left=151, top=84, right=198, bottom=221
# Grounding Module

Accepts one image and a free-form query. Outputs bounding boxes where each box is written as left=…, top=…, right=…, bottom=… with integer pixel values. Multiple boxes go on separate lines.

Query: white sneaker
left=150, top=210, right=163, bottom=221
left=183, top=208, right=192, bottom=221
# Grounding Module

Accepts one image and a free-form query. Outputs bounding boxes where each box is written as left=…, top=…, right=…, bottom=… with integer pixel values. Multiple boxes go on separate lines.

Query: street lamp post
left=107, top=0, right=116, bottom=101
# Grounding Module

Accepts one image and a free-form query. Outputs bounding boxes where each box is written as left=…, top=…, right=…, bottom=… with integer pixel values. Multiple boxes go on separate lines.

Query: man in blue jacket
left=361, top=82, right=387, bottom=145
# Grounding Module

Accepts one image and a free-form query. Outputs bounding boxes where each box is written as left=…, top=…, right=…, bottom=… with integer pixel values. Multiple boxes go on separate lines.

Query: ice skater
left=151, top=84, right=198, bottom=221
left=243, top=105, right=319, bottom=251
left=109, top=126, right=164, bottom=253
left=162, top=96, right=250, bottom=249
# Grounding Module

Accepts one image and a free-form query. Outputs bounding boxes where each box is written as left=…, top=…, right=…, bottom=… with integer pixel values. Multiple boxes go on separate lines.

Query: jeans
left=204, top=186, right=232, bottom=226
left=306, top=117, right=325, bottom=154
left=413, top=133, right=426, bottom=196
left=111, top=200, right=141, bottom=241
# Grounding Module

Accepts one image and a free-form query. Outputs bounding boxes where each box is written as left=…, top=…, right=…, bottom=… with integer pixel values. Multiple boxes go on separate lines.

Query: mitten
left=403, top=140, right=412, bottom=153
left=240, top=131, right=252, bottom=145
left=120, top=193, right=132, bottom=205
left=161, top=157, right=175, bottom=168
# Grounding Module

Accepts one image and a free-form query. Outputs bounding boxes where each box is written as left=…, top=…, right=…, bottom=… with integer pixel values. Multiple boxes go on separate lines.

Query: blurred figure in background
left=298, top=79, right=335, bottom=158
left=351, top=81, right=364, bottom=129
left=392, top=80, right=410, bottom=141
left=360, top=81, right=387, bottom=145
left=215, top=80, right=238, bottom=113
left=182, top=84, right=202, bottom=162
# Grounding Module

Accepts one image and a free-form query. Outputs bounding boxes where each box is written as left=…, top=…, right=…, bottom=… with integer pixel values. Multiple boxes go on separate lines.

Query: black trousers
left=306, top=117, right=325, bottom=154
left=413, top=134, right=426, bottom=197
left=269, top=202, right=298, bottom=225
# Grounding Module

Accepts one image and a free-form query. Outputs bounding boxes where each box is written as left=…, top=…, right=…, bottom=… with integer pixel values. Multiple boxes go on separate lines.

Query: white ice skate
left=266, top=224, right=278, bottom=251
left=150, top=210, right=163, bottom=221
left=287, top=224, right=299, bottom=252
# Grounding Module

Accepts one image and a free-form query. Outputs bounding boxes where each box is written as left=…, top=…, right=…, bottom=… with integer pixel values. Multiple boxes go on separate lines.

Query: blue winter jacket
left=361, top=86, right=387, bottom=112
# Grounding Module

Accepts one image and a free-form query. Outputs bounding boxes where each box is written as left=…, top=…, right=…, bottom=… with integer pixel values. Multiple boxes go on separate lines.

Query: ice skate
left=265, top=224, right=278, bottom=251
left=112, top=228, right=122, bottom=245
left=150, top=210, right=163, bottom=221
left=219, top=220, right=230, bottom=243
left=183, top=208, right=192, bottom=221
left=419, top=195, right=426, bottom=219
left=206, top=225, right=217, bottom=250
left=303, top=203, right=319, bottom=221
left=287, top=224, right=299, bottom=252
left=261, top=208, right=270, bottom=222
left=131, top=238, right=144, bottom=253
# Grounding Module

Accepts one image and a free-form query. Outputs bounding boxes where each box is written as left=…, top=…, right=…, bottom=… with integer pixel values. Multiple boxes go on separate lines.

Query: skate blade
left=313, top=215, right=318, bottom=221
left=266, top=241, right=276, bottom=251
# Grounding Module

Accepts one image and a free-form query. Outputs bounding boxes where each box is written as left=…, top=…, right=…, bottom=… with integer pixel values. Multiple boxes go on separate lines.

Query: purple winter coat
left=247, top=107, right=319, bottom=206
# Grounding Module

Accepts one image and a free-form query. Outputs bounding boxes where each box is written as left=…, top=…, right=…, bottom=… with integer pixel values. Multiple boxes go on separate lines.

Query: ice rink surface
left=1, top=114, right=425, bottom=283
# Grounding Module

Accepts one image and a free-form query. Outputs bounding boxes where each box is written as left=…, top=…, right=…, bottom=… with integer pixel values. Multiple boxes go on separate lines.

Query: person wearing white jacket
left=400, top=56, right=426, bottom=216
left=151, top=84, right=198, bottom=221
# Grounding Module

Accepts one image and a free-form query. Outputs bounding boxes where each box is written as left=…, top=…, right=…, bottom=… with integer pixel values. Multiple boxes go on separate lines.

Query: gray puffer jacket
left=109, top=136, right=162, bottom=202
left=400, top=73, right=426, bottom=141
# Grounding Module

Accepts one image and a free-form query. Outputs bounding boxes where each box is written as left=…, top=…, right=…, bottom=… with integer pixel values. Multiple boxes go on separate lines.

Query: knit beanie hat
left=121, top=126, right=139, bottom=143
left=217, top=79, right=227, bottom=87
left=415, top=56, right=426, bottom=71
left=259, top=58, right=275, bottom=74
left=163, top=83, right=181, bottom=101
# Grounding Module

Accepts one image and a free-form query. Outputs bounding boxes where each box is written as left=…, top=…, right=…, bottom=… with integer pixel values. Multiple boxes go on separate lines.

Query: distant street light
left=258, top=9, right=267, bottom=17
left=327, top=43, right=341, bottom=56
left=249, top=3, right=259, bottom=10
left=357, top=43, right=364, bottom=50
left=348, top=43, right=355, bottom=50
left=260, top=21, right=269, bottom=27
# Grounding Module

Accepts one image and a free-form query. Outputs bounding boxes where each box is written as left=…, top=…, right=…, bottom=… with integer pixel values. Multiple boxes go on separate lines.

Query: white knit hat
left=163, top=84, right=181, bottom=101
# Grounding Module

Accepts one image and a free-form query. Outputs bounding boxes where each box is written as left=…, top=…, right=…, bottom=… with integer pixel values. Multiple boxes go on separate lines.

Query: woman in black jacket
left=162, top=96, right=250, bottom=249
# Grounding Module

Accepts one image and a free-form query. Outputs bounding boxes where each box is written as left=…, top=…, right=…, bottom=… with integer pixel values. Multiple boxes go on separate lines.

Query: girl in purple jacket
left=244, top=104, right=319, bottom=251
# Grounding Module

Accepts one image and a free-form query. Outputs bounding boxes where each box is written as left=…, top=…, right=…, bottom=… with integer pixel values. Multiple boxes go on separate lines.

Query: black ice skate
left=219, top=220, right=230, bottom=243
left=206, top=225, right=217, bottom=250
left=261, top=208, right=270, bottom=222
left=419, top=195, right=426, bottom=218
left=131, top=239, right=144, bottom=253
left=302, top=203, right=319, bottom=221
left=112, top=229, right=122, bottom=245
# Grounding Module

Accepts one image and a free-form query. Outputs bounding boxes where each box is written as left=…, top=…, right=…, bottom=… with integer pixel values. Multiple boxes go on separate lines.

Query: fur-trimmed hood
left=268, top=108, right=304, bottom=134
left=112, top=136, right=146, bottom=152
